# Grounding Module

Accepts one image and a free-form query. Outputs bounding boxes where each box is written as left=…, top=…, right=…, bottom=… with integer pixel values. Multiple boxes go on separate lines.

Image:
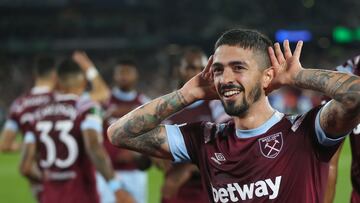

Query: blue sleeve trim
left=315, top=104, right=346, bottom=146
left=24, top=131, right=36, bottom=144
left=80, top=115, right=103, bottom=133
left=165, top=124, right=191, bottom=163
left=3, top=119, right=19, bottom=132
left=108, top=178, right=123, bottom=192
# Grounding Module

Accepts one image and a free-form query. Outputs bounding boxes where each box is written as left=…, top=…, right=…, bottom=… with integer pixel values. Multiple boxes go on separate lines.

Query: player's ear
left=262, top=67, right=274, bottom=89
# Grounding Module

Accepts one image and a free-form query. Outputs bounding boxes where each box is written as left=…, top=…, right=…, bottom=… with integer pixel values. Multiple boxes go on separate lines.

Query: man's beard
left=221, top=82, right=262, bottom=116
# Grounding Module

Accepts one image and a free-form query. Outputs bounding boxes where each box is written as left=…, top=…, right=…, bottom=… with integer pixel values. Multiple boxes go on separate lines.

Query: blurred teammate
left=159, top=47, right=229, bottom=203
left=324, top=55, right=360, bottom=203
left=0, top=51, right=109, bottom=153
left=0, top=56, right=56, bottom=153
left=102, top=59, right=151, bottom=203
left=108, top=29, right=360, bottom=202
left=20, top=59, right=134, bottom=203
left=0, top=55, right=56, bottom=200
left=0, top=52, right=110, bottom=202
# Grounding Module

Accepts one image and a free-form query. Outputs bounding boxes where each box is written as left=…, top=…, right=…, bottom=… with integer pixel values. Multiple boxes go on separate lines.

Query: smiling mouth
left=220, top=88, right=243, bottom=98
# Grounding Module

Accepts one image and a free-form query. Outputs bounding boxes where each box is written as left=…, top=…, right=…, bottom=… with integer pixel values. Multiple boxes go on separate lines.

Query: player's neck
left=233, top=97, right=275, bottom=130
left=34, top=78, right=54, bottom=90
left=116, top=86, right=135, bottom=93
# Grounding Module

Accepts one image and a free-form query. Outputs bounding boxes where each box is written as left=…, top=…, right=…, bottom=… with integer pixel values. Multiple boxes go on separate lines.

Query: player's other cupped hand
left=266, top=40, right=304, bottom=94
left=179, top=55, right=219, bottom=103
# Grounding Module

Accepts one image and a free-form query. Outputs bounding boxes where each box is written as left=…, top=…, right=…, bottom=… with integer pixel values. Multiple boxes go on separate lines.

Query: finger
left=283, top=40, right=292, bottom=59
left=293, top=41, right=303, bottom=59
left=202, top=55, right=213, bottom=77
left=274, top=42, right=285, bottom=63
left=204, top=72, right=211, bottom=80
left=268, top=47, right=279, bottom=66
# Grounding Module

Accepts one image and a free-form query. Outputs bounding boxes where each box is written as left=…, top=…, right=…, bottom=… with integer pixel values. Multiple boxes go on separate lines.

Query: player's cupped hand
left=266, top=40, right=304, bottom=94
left=180, top=55, right=219, bottom=103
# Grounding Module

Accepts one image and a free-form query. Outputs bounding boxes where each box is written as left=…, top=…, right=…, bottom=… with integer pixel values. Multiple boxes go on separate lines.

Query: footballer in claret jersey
left=107, top=29, right=360, bottom=203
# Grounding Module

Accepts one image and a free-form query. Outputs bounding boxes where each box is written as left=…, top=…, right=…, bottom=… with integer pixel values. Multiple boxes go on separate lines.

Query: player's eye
left=233, top=65, right=245, bottom=71
left=212, top=66, right=223, bottom=75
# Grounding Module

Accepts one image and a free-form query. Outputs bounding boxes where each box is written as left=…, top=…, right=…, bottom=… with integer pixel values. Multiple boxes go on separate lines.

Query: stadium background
left=0, top=0, right=359, bottom=202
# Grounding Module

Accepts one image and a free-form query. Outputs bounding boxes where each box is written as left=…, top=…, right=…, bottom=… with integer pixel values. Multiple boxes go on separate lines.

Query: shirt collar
left=235, top=111, right=284, bottom=138
left=112, top=87, right=137, bottom=101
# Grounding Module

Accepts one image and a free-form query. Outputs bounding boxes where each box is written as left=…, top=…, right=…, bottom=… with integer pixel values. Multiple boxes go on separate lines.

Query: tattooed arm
left=268, top=40, right=360, bottom=138
left=294, top=69, right=360, bottom=137
left=107, top=91, right=189, bottom=159
left=107, top=56, right=217, bottom=159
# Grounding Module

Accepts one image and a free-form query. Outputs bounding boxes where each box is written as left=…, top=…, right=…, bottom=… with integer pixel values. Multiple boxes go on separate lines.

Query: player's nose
left=222, top=67, right=235, bottom=84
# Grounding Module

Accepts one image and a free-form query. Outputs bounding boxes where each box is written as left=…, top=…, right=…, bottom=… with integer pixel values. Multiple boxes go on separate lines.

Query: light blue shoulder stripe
left=165, top=124, right=191, bottom=163
left=315, top=102, right=346, bottom=146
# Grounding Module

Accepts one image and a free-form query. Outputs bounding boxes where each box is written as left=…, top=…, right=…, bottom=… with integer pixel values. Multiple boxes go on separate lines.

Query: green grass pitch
left=0, top=138, right=352, bottom=203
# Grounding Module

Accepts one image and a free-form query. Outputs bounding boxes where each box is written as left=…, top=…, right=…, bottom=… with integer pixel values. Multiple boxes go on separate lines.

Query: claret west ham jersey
left=27, top=93, right=102, bottom=203
left=167, top=106, right=343, bottom=203
left=162, top=100, right=229, bottom=203
left=4, top=86, right=53, bottom=135
left=102, top=87, right=150, bottom=170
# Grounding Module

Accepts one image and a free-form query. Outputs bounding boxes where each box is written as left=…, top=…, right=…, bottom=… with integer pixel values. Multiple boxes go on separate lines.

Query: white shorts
left=96, top=172, right=116, bottom=203
left=116, top=170, right=148, bottom=203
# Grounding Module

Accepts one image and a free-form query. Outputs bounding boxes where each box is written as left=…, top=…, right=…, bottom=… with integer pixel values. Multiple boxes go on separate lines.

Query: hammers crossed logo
left=258, top=132, right=283, bottom=159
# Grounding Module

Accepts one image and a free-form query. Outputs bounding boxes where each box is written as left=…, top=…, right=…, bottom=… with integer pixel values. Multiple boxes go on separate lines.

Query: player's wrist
left=291, top=67, right=306, bottom=87
left=108, top=176, right=123, bottom=192
left=177, top=88, right=196, bottom=105
left=86, top=66, right=99, bottom=81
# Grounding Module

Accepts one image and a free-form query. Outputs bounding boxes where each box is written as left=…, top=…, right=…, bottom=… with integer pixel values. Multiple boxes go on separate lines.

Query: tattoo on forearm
left=110, top=91, right=187, bottom=156
left=295, top=69, right=360, bottom=116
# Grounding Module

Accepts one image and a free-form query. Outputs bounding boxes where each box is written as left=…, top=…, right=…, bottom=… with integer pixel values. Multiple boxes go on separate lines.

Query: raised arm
left=107, top=91, right=188, bottom=159
left=107, top=56, right=217, bottom=159
left=72, top=51, right=110, bottom=103
left=268, top=40, right=360, bottom=138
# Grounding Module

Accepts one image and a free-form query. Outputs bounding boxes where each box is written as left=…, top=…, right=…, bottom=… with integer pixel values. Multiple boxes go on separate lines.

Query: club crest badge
left=258, top=132, right=283, bottom=159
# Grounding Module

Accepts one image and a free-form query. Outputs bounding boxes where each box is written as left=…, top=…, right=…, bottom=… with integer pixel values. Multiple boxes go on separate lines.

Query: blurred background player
left=0, top=55, right=56, bottom=153
left=324, top=55, right=360, bottom=203
left=0, top=51, right=111, bottom=202
left=0, top=55, right=57, bottom=201
left=0, top=51, right=109, bottom=153
left=72, top=51, right=110, bottom=103
left=19, top=58, right=134, bottom=203
left=102, top=58, right=151, bottom=203
left=155, top=46, right=229, bottom=203
left=72, top=50, right=117, bottom=203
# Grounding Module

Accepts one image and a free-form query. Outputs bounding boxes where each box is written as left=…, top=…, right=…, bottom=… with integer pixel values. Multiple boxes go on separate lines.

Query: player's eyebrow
left=228, top=60, right=249, bottom=68
left=211, top=62, right=223, bottom=69
left=211, top=60, right=249, bottom=69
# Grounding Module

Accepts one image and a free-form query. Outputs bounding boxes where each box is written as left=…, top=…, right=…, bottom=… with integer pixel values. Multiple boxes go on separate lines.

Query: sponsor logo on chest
left=258, top=132, right=283, bottom=159
left=212, top=176, right=282, bottom=202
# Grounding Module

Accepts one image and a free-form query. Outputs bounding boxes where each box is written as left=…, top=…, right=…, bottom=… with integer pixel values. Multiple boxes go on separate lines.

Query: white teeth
left=223, top=90, right=240, bottom=97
